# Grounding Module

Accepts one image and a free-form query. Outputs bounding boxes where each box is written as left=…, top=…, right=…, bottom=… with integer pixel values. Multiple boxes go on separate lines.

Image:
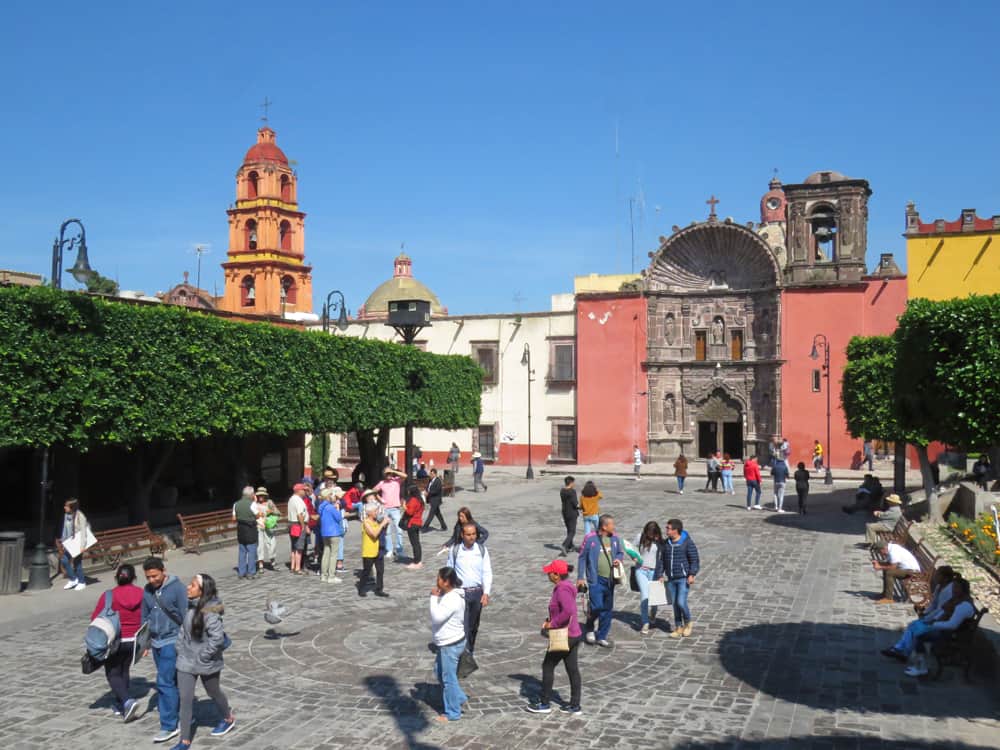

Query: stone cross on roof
left=706, top=195, right=720, bottom=219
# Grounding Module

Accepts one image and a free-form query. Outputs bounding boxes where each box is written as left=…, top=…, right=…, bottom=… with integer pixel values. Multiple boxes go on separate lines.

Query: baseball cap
left=542, top=559, right=569, bottom=576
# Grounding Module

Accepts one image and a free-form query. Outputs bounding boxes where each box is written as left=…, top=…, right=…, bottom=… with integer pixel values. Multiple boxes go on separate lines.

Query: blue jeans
left=894, top=620, right=933, bottom=656
left=435, top=639, right=468, bottom=720
left=586, top=577, right=614, bottom=641
left=635, top=568, right=659, bottom=625
left=237, top=542, right=258, bottom=577
left=583, top=515, right=599, bottom=536
left=335, top=535, right=345, bottom=561
left=152, top=642, right=179, bottom=731
left=676, top=476, right=685, bottom=492
left=745, top=480, right=761, bottom=507
left=721, top=470, right=734, bottom=493
left=667, top=578, right=691, bottom=626
left=61, top=550, right=83, bottom=582
left=385, top=507, right=405, bottom=555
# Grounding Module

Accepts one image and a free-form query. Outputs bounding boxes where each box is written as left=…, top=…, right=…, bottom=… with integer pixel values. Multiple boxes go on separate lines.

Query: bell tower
left=220, top=127, right=313, bottom=316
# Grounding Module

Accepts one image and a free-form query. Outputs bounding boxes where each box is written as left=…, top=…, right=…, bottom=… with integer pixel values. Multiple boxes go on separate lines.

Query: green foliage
left=842, top=336, right=903, bottom=441
left=85, top=273, right=119, bottom=295
left=0, top=286, right=482, bottom=450
left=895, top=296, right=1000, bottom=450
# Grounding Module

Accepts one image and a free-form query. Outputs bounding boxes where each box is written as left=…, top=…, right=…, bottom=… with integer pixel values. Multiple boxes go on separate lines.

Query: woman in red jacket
left=403, top=485, right=426, bottom=570
left=91, top=563, right=144, bottom=722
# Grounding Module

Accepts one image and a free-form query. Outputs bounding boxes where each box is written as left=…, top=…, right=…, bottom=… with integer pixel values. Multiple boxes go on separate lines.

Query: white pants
left=258, top=528, right=277, bottom=562
left=774, top=483, right=786, bottom=511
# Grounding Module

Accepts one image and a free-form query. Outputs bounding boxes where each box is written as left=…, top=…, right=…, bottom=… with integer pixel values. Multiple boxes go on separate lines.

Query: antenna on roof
left=260, top=96, right=272, bottom=125
left=189, top=243, right=212, bottom=291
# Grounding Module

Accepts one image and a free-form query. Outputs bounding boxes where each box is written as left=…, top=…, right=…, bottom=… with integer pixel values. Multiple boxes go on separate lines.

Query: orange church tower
left=220, top=127, right=312, bottom=316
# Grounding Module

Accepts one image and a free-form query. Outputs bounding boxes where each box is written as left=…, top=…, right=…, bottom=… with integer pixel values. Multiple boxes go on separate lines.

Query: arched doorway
left=696, top=389, right=743, bottom=459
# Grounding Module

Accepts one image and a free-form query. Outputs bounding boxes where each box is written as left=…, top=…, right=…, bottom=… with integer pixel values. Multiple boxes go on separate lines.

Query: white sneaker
left=746, top=506, right=752, bottom=511
left=904, top=665, right=928, bottom=677
left=331, top=576, right=342, bottom=583
left=585, top=631, right=596, bottom=644
left=74, top=582, right=87, bottom=591
left=754, top=504, right=762, bottom=510
left=64, top=579, right=78, bottom=590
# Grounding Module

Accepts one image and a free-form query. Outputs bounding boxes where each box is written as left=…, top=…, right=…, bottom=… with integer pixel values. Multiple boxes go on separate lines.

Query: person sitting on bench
left=881, top=566, right=957, bottom=661
left=865, top=493, right=903, bottom=546
left=842, top=474, right=884, bottom=514
left=871, top=540, right=920, bottom=604
left=886, top=576, right=976, bottom=677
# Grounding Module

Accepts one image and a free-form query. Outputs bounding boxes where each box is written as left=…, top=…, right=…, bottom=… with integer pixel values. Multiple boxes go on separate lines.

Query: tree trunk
left=355, top=428, right=390, bottom=486
left=129, top=442, right=175, bottom=523
left=914, top=443, right=941, bottom=523
left=893, top=441, right=907, bottom=494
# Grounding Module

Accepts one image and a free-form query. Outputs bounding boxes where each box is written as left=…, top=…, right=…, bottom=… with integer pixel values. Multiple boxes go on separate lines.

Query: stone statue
left=665, top=393, right=676, bottom=426
left=711, top=317, right=724, bottom=345
left=664, top=313, right=675, bottom=345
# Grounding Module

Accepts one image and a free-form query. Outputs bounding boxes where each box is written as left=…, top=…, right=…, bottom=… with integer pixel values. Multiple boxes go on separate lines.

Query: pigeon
left=264, top=597, right=291, bottom=625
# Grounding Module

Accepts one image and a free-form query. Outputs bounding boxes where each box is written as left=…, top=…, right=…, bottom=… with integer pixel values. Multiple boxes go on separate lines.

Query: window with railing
left=548, top=340, right=575, bottom=383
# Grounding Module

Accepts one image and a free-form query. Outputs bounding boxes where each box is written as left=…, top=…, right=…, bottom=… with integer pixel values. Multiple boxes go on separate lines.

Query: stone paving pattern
left=0, top=472, right=998, bottom=749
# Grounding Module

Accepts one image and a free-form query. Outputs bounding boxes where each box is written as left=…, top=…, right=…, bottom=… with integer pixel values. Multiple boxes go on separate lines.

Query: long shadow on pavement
left=363, top=675, right=441, bottom=750
left=719, top=622, right=999, bottom=719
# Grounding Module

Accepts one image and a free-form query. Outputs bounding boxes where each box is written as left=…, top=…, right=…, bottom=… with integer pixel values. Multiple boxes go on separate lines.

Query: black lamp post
left=29, top=220, right=97, bottom=591
left=521, top=343, right=535, bottom=479
left=319, top=290, right=350, bottom=465
left=388, top=300, right=431, bottom=478
left=321, top=290, right=349, bottom=334
left=810, top=333, right=834, bottom=485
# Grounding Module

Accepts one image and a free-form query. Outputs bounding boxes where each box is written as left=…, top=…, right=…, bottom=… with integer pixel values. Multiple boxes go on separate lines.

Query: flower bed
left=944, top=511, right=1000, bottom=584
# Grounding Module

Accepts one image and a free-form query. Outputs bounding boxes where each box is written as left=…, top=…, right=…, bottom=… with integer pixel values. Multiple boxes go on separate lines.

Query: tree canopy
left=841, top=335, right=922, bottom=444
left=894, top=295, right=1000, bottom=451
left=0, top=286, right=482, bottom=450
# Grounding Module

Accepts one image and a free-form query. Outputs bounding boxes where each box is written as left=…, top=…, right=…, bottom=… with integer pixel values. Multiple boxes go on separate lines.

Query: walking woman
left=359, top=502, right=390, bottom=597
left=526, top=559, right=582, bottom=714
left=403, top=484, right=426, bottom=570
left=580, top=481, right=602, bottom=536
left=253, top=487, right=279, bottom=572
left=429, top=566, right=468, bottom=722
left=58, top=498, right=91, bottom=591
left=174, top=574, right=235, bottom=748
left=793, top=461, right=811, bottom=515
left=440, top=507, right=489, bottom=552
left=634, top=522, right=664, bottom=634
left=92, top=563, right=144, bottom=721
left=673, top=455, right=688, bottom=495
left=720, top=453, right=735, bottom=495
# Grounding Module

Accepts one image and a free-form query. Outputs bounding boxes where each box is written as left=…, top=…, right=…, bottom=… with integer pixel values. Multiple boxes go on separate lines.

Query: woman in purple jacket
left=526, top=559, right=582, bottom=715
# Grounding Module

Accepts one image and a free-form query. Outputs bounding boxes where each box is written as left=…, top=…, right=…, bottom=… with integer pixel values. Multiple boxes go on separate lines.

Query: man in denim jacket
left=576, top=514, right=624, bottom=647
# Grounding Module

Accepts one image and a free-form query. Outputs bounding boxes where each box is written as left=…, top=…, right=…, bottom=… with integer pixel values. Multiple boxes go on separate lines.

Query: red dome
left=243, top=127, right=288, bottom=166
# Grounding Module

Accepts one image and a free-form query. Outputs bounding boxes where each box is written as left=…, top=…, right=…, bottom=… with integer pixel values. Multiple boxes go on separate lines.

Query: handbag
left=81, top=652, right=100, bottom=674
left=457, top=648, right=478, bottom=678
left=546, top=627, right=570, bottom=653
left=629, top=566, right=640, bottom=593
left=612, top=558, right=626, bottom=584
left=289, top=523, right=302, bottom=538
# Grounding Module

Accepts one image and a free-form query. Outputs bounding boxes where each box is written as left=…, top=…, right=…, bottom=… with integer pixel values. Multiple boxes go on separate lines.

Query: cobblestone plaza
left=0, top=473, right=997, bottom=749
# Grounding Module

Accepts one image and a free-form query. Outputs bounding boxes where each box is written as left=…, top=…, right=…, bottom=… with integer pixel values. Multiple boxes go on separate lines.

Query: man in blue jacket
left=141, top=557, right=189, bottom=744
left=656, top=519, right=700, bottom=638
left=576, top=514, right=624, bottom=647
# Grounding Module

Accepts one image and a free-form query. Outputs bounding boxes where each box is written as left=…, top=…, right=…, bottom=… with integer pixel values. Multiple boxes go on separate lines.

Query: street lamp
left=30, top=220, right=98, bottom=590
left=810, top=333, right=834, bottom=485
left=521, top=343, right=535, bottom=480
left=388, top=299, right=431, bottom=478
left=321, top=290, right=349, bottom=334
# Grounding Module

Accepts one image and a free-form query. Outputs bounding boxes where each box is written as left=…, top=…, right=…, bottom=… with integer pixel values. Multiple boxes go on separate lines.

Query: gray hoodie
left=176, top=597, right=226, bottom=675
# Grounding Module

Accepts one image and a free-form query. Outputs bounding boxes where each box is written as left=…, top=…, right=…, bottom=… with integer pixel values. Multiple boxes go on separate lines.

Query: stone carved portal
left=694, top=388, right=744, bottom=459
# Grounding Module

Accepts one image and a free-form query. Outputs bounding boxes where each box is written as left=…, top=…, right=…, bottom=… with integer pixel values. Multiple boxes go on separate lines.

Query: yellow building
left=574, top=272, right=641, bottom=294
left=905, top=203, right=1000, bottom=300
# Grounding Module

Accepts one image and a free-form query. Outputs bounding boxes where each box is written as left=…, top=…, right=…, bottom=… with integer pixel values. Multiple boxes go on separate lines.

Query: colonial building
left=219, top=127, right=313, bottom=317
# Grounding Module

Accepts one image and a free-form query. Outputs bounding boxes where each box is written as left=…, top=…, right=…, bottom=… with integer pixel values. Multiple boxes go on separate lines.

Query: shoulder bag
left=547, top=626, right=570, bottom=653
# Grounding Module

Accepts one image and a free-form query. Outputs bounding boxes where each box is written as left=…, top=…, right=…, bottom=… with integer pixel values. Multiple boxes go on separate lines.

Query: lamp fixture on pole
left=388, top=299, right=431, bottom=479
left=809, top=333, right=834, bottom=485
left=521, top=343, right=535, bottom=480
left=322, top=290, right=350, bottom=334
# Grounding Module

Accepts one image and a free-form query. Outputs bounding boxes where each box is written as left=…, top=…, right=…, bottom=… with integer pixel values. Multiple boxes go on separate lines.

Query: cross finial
left=706, top=194, right=720, bottom=218
left=260, top=96, right=272, bottom=124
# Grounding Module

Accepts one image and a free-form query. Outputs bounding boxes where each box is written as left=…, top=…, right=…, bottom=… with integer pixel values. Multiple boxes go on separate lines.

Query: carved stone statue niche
left=664, top=313, right=676, bottom=346
left=711, top=316, right=725, bottom=346
left=664, top=393, right=677, bottom=433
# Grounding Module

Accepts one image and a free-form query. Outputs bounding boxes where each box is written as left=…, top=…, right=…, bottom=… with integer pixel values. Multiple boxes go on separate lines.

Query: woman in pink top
left=526, top=559, right=582, bottom=715
left=90, top=563, right=144, bottom=722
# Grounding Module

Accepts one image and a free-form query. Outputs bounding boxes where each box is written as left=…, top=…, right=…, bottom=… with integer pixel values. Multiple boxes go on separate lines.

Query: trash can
left=0, top=532, right=25, bottom=595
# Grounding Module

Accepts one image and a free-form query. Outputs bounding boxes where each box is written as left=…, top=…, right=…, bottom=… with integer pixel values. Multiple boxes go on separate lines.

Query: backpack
left=85, top=591, right=121, bottom=662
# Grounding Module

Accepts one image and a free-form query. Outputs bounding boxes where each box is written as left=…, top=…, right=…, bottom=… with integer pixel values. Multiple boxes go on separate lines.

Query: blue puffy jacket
left=655, top=531, right=700, bottom=581
left=318, top=499, right=345, bottom=537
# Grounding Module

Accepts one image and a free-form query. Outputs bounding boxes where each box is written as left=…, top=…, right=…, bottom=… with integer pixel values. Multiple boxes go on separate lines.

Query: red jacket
left=92, top=584, right=144, bottom=639
left=343, top=486, right=362, bottom=511
left=743, top=459, right=761, bottom=482
left=403, top=496, right=425, bottom=529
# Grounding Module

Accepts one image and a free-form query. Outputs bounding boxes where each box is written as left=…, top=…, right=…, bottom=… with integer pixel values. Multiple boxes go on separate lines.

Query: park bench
left=929, top=606, right=989, bottom=681
left=178, top=501, right=291, bottom=554
left=57, top=522, right=168, bottom=571
left=900, top=540, right=938, bottom=607
left=876, top=516, right=912, bottom=547
left=412, top=474, right=456, bottom=498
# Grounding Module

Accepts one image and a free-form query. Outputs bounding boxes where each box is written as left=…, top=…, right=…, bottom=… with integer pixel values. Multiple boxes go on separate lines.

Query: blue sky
left=2, top=1, right=998, bottom=314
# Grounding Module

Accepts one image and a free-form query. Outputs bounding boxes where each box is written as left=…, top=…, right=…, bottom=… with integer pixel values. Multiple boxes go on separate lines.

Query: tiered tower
left=220, top=127, right=312, bottom=316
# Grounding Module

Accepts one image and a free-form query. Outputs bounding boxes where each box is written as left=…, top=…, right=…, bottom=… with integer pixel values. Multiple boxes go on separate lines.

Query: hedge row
left=0, top=286, right=482, bottom=449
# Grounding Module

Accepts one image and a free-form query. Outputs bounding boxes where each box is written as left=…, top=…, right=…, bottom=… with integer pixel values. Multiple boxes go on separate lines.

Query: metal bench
left=930, top=606, right=989, bottom=681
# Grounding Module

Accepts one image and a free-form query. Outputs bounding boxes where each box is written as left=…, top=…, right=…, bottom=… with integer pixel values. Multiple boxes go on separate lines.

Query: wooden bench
left=929, top=606, right=989, bottom=681
left=57, top=522, right=168, bottom=570
left=875, top=516, right=911, bottom=547
left=900, top=541, right=938, bottom=607
left=412, top=475, right=456, bottom=498
left=178, top=502, right=291, bottom=554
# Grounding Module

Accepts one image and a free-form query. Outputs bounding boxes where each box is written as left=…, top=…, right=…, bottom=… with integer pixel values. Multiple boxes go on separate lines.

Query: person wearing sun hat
left=471, top=452, right=487, bottom=493
left=525, top=559, right=582, bottom=715
left=253, top=487, right=280, bottom=572
left=865, top=492, right=903, bottom=546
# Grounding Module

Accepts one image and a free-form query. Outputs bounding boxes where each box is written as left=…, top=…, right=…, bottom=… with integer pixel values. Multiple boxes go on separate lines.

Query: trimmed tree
left=894, top=295, right=1000, bottom=518
left=0, top=286, right=482, bottom=519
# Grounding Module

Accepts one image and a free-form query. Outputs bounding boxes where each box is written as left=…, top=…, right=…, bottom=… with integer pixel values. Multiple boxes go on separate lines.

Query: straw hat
left=254, top=486, right=269, bottom=497
left=885, top=493, right=902, bottom=505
